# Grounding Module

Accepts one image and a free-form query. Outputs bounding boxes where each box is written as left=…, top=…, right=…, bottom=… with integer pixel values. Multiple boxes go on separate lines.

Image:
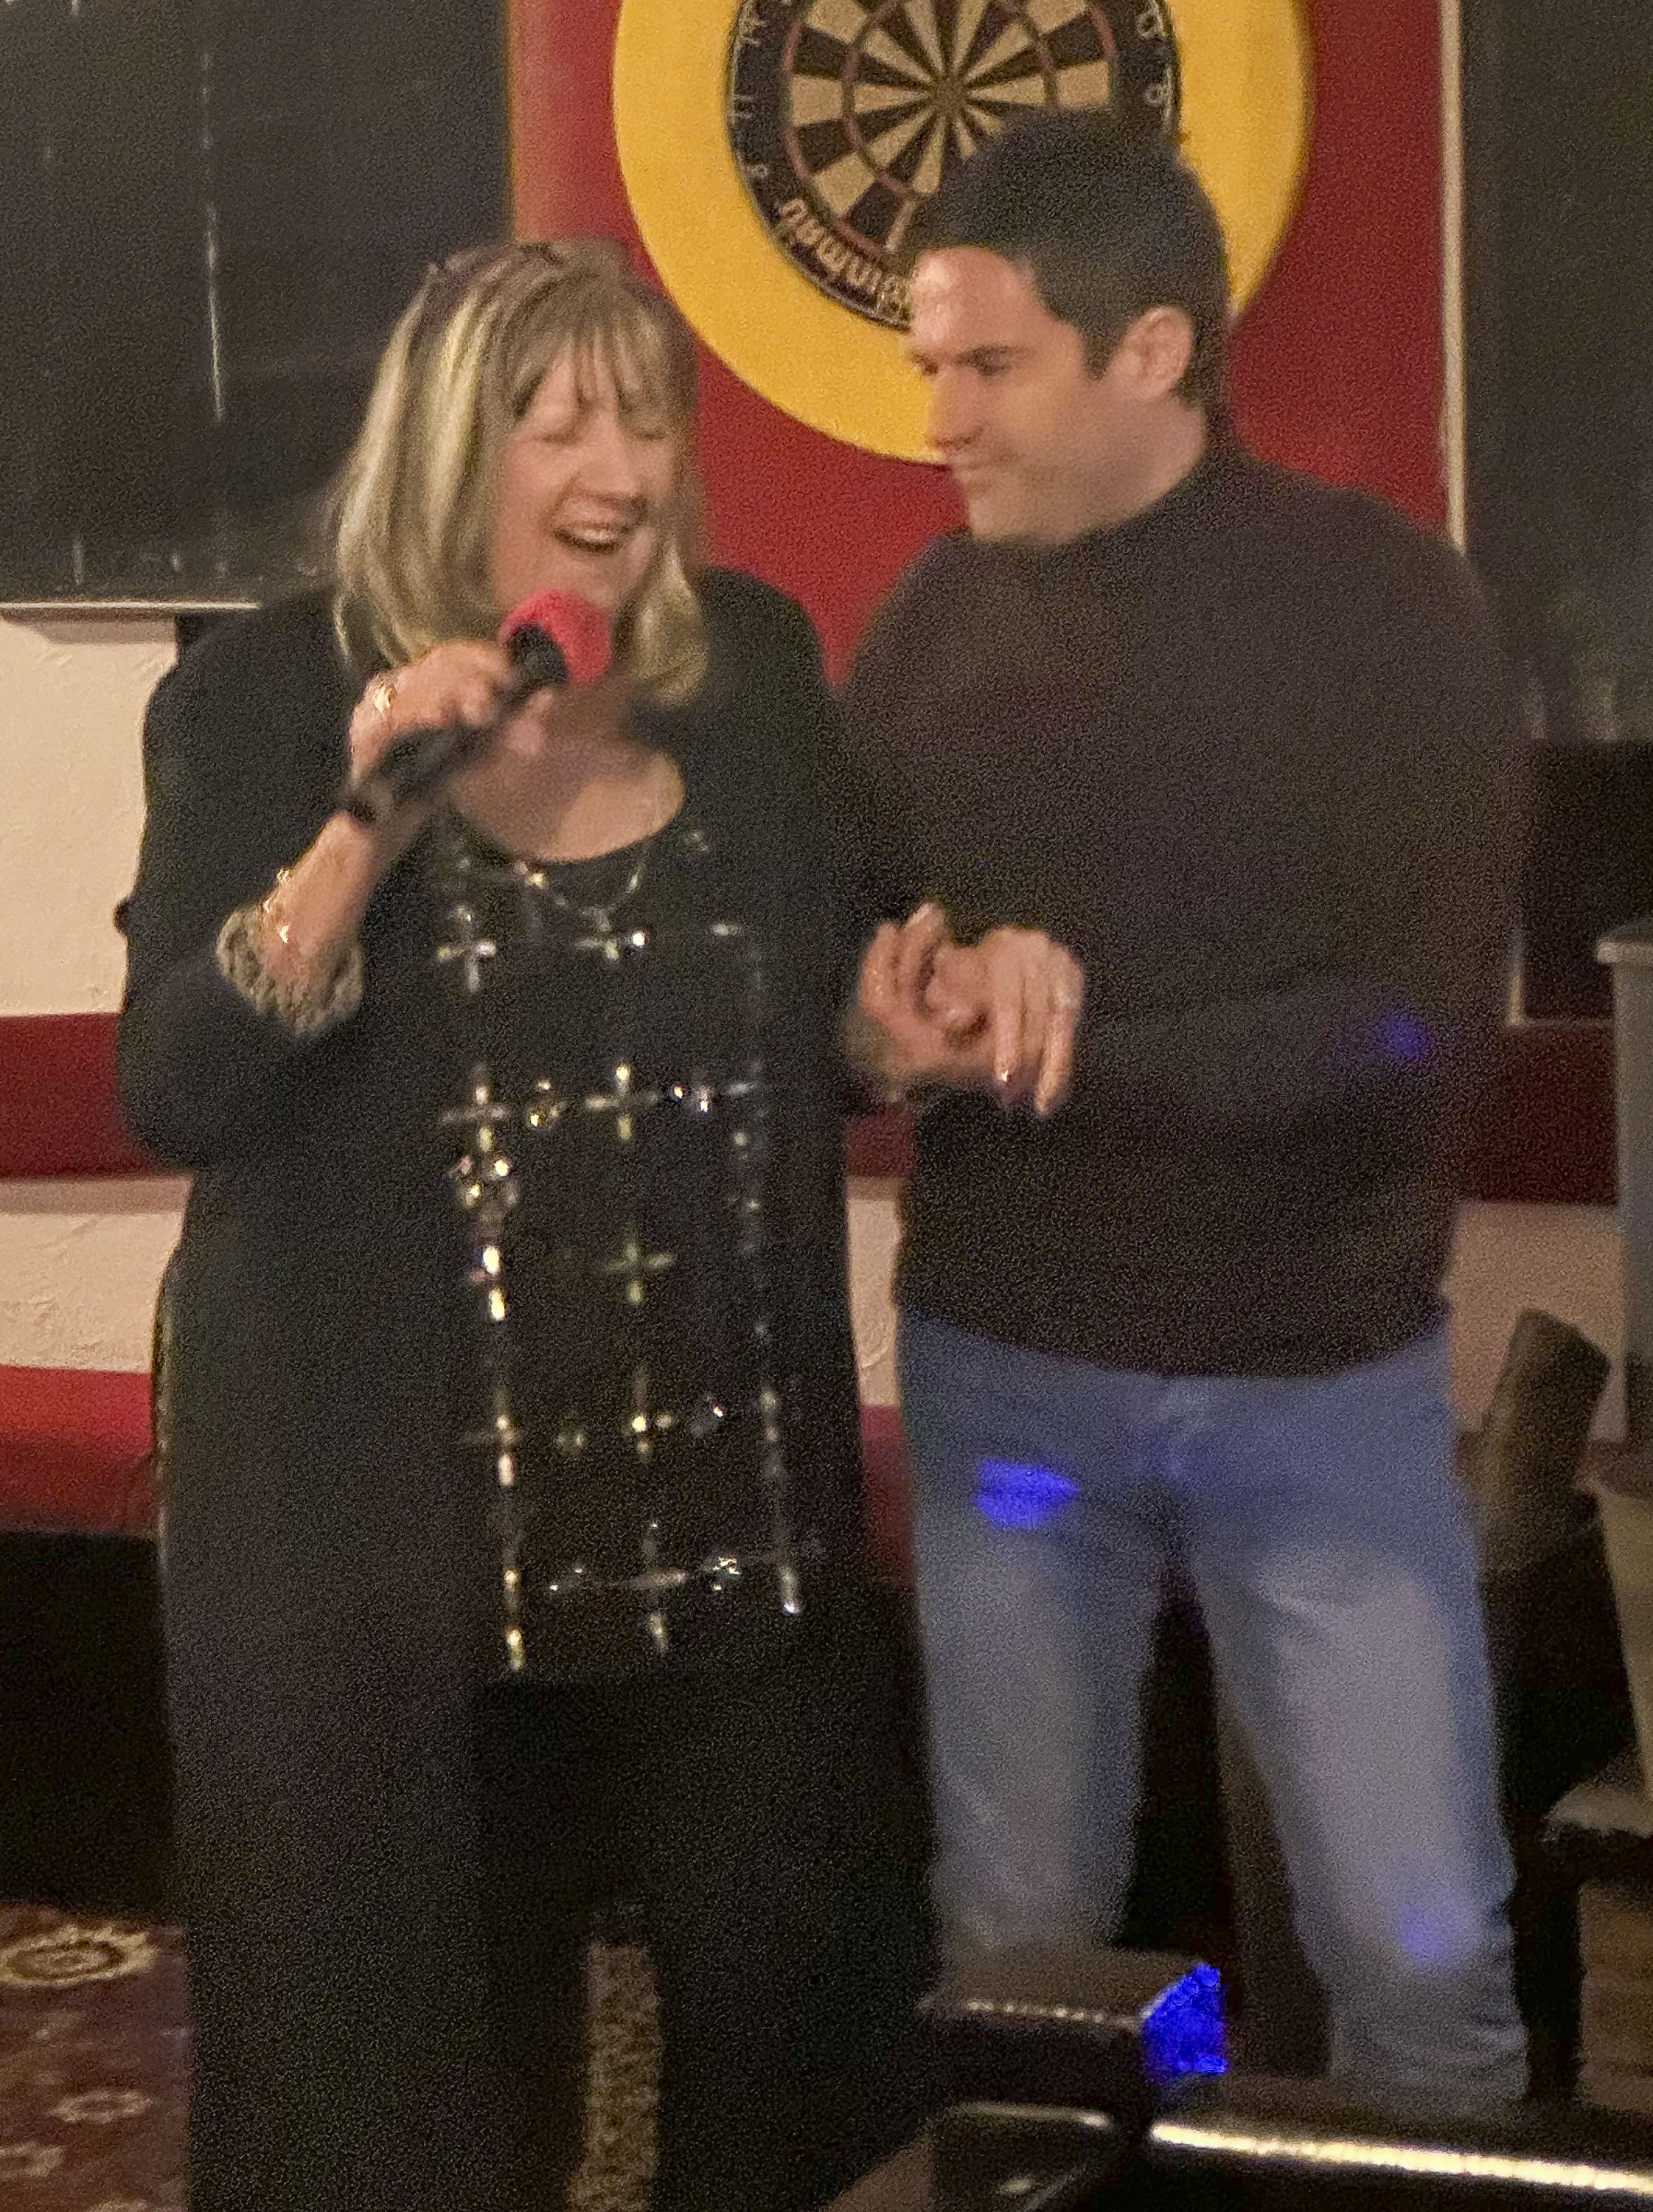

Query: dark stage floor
left=0, top=1526, right=1231, bottom=2211
left=0, top=1905, right=186, bottom=2211
left=0, top=1512, right=1628, bottom=2202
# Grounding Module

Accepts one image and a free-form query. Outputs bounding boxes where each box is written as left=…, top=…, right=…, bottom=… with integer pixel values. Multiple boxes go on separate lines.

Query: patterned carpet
left=0, top=1907, right=186, bottom=2211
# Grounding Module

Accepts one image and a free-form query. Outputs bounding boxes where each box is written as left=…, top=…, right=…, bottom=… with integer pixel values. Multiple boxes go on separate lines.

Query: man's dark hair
left=908, top=111, right=1231, bottom=412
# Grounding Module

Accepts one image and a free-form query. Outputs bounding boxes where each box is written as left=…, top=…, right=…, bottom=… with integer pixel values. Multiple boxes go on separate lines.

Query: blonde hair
left=330, top=239, right=709, bottom=703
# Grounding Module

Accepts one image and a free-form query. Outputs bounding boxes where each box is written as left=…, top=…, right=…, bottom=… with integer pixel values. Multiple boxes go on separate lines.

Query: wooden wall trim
left=1464, top=1024, right=1616, bottom=1204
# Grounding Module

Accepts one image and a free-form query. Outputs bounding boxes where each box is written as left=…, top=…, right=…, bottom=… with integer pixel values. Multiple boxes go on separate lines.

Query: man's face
left=906, top=246, right=1158, bottom=545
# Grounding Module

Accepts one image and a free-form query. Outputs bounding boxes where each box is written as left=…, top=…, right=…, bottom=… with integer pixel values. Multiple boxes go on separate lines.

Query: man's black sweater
left=843, top=443, right=1522, bottom=1376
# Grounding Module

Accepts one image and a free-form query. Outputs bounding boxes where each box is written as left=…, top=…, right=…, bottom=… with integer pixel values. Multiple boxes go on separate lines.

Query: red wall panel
left=1227, top=1, right=1446, bottom=529
left=0, top=1015, right=152, bottom=1178
left=0, top=1366, right=155, bottom=1532
left=509, top=0, right=1448, bottom=679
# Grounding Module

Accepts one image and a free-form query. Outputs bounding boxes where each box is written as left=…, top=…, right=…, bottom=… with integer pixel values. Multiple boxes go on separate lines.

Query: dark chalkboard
left=0, top=0, right=508, bottom=607
left=1464, top=0, right=1653, bottom=744
left=1463, top=0, right=1653, bottom=1015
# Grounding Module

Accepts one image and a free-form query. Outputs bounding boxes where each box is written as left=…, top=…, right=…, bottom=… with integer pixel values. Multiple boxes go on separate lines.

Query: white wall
left=0, top=616, right=173, bottom=1015
left=0, top=1178, right=189, bottom=1372
left=1447, top=1201, right=1624, bottom=1435
left=0, top=616, right=1632, bottom=1433
left=0, top=615, right=181, bottom=1374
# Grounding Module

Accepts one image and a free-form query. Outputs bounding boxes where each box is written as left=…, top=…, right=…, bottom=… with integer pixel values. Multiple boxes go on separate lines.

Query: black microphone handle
left=337, top=624, right=572, bottom=827
left=338, top=717, right=493, bottom=824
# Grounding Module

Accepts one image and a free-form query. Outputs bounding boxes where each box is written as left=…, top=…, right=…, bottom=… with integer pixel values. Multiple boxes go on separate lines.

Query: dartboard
left=728, top=1, right=1180, bottom=326
left=613, top=0, right=1312, bottom=458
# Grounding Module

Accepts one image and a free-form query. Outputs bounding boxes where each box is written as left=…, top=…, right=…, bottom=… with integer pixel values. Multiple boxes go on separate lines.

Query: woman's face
left=488, top=349, right=683, bottom=620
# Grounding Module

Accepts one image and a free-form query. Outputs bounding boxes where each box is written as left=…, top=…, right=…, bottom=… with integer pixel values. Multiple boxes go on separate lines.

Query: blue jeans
left=898, top=1311, right=1527, bottom=2106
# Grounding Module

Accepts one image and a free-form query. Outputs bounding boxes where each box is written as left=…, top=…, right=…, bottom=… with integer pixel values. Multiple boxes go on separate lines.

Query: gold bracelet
left=260, top=866, right=295, bottom=950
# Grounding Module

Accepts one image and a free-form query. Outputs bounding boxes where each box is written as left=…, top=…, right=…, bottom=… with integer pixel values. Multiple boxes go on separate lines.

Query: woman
left=117, top=240, right=928, bottom=2212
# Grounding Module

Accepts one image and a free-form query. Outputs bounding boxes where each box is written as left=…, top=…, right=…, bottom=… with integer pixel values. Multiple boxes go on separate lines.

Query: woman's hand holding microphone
left=258, top=595, right=611, bottom=997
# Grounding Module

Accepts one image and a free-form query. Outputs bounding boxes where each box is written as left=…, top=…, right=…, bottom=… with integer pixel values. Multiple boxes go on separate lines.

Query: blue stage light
left=1380, top=1011, right=1431, bottom=1066
left=975, top=1458, right=1079, bottom=1531
left=1141, top=1962, right=1228, bottom=2088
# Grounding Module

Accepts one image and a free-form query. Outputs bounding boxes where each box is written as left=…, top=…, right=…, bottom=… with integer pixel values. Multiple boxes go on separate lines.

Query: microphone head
left=499, top=590, right=613, bottom=689
left=506, top=625, right=571, bottom=692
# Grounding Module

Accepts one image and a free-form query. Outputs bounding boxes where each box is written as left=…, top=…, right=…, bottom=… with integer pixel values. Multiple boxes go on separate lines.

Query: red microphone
left=339, top=591, right=613, bottom=826
left=499, top=588, right=613, bottom=689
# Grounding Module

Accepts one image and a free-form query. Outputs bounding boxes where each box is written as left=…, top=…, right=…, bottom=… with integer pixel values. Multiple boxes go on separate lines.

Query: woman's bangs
left=573, top=301, right=687, bottom=432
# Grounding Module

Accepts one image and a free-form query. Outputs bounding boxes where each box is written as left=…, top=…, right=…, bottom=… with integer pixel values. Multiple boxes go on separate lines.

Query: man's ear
left=1116, top=305, right=1196, bottom=401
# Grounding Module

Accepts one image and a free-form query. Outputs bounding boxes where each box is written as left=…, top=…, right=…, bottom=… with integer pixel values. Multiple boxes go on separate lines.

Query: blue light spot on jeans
left=1142, top=1962, right=1228, bottom=2086
left=975, top=1458, right=1079, bottom=1531
left=1397, top=1900, right=1475, bottom=1970
left=1380, top=1011, right=1431, bottom=1067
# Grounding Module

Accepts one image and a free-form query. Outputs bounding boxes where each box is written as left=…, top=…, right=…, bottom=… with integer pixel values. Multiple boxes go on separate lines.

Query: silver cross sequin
left=435, top=902, right=498, bottom=994
left=599, top=1232, right=678, bottom=1307
left=581, top=1062, right=662, bottom=1147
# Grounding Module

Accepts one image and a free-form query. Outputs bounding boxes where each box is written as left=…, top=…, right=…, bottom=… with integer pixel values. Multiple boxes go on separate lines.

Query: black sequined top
left=428, top=810, right=823, bottom=1677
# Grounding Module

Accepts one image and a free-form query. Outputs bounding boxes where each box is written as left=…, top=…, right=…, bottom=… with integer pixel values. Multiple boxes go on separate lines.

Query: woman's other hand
left=925, top=926, right=1085, bottom=1117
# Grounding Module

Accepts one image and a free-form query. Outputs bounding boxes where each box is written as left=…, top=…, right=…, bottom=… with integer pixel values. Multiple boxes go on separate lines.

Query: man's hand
left=851, top=905, right=1085, bottom=1116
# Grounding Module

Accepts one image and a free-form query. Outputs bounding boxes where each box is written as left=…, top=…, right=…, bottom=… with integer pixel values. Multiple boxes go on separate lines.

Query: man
left=845, top=110, right=1526, bottom=2105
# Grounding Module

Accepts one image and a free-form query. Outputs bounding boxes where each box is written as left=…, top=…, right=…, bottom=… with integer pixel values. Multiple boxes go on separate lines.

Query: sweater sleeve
left=1071, top=526, right=1522, bottom=1137
left=116, top=603, right=365, bottom=1169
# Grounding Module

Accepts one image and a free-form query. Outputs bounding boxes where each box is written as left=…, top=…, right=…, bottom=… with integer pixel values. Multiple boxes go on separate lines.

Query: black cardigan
left=119, top=574, right=869, bottom=1665
left=116, top=571, right=883, bottom=2207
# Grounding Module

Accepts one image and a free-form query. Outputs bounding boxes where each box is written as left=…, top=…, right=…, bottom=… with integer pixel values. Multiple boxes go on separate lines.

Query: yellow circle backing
left=613, top=0, right=1313, bottom=460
